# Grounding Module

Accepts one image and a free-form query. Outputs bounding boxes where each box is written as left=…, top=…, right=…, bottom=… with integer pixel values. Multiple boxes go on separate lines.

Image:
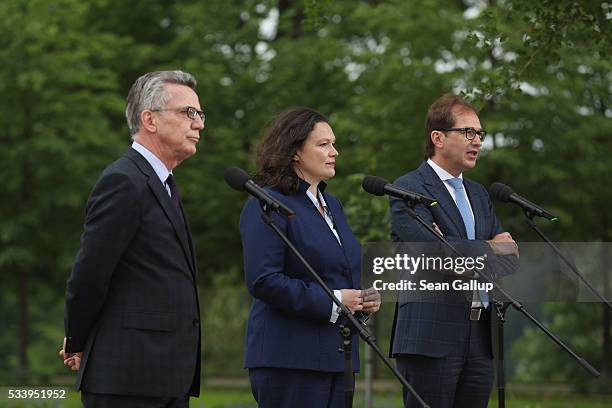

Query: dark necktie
left=165, top=174, right=184, bottom=222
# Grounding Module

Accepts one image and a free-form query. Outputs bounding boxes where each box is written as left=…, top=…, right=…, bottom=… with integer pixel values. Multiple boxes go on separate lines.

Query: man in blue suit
left=389, top=93, right=517, bottom=408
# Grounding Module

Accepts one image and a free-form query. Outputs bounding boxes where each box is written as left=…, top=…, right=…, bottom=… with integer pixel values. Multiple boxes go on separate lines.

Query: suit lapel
left=180, top=203, right=198, bottom=279
left=147, top=177, right=195, bottom=275
left=321, top=200, right=344, bottom=250
left=419, top=162, right=467, bottom=238
left=125, top=149, right=196, bottom=278
left=316, top=193, right=355, bottom=287
left=305, top=183, right=345, bottom=253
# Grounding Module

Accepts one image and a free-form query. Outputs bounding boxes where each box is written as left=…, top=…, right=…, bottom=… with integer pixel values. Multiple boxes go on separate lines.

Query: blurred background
left=0, top=0, right=610, bottom=406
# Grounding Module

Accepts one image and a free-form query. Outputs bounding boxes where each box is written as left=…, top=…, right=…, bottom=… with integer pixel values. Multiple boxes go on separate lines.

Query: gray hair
left=125, top=70, right=197, bottom=136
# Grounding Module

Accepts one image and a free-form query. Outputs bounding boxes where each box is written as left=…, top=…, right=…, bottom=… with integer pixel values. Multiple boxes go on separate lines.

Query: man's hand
left=59, top=337, right=82, bottom=372
left=361, top=287, right=381, bottom=314
left=340, top=289, right=363, bottom=314
left=487, top=232, right=519, bottom=257
left=432, top=222, right=443, bottom=237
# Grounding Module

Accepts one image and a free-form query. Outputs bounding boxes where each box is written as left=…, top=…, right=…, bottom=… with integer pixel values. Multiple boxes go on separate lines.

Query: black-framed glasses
left=152, top=106, right=205, bottom=123
left=436, top=127, right=486, bottom=141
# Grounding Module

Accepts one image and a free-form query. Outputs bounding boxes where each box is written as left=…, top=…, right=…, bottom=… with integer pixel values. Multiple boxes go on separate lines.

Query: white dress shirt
left=306, top=188, right=344, bottom=323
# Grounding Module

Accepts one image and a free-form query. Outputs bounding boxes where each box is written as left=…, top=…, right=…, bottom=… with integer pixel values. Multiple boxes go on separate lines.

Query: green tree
left=1, top=0, right=610, bottom=394
left=467, top=1, right=611, bottom=389
left=298, top=0, right=611, bottom=390
left=0, top=0, right=129, bottom=381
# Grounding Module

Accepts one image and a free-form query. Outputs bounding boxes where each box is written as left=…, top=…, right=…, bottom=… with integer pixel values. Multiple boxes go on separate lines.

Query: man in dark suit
left=60, top=70, right=205, bottom=407
left=389, top=93, right=517, bottom=408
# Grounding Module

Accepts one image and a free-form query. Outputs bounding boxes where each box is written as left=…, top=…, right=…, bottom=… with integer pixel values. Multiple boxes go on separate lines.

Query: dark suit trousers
left=249, top=367, right=353, bottom=408
left=81, top=392, right=189, bottom=408
left=396, top=311, right=494, bottom=408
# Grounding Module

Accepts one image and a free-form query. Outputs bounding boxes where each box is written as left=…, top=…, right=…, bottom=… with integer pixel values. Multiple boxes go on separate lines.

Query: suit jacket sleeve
left=240, top=197, right=333, bottom=322
left=480, top=191, right=518, bottom=280
left=64, top=171, right=141, bottom=352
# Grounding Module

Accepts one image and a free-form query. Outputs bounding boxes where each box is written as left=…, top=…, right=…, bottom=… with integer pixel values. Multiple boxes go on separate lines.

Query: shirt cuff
left=330, top=290, right=342, bottom=323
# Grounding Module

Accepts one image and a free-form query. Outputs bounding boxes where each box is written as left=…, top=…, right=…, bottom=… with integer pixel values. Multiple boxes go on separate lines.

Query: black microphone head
left=362, top=175, right=388, bottom=196
left=489, top=182, right=514, bottom=203
left=224, top=166, right=251, bottom=192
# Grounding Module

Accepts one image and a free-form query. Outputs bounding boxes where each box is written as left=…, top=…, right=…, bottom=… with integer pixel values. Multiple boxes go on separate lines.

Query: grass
left=2, top=387, right=611, bottom=407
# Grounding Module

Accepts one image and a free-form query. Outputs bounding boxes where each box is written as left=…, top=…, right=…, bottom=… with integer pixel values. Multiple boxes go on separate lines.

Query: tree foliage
left=0, top=0, right=610, bottom=391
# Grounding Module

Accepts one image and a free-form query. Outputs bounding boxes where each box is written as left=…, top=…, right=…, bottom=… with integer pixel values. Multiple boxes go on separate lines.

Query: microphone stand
left=401, top=201, right=600, bottom=408
left=494, top=300, right=511, bottom=408
left=523, top=210, right=612, bottom=311
left=259, top=203, right=430, bottom=408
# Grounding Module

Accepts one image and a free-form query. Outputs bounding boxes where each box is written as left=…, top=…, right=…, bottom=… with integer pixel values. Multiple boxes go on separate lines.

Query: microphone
left=224, top=166, right=295, bottom=218
left=362, top=176, right=438, bottom=207
left=489, top=182, right=558, bottom=221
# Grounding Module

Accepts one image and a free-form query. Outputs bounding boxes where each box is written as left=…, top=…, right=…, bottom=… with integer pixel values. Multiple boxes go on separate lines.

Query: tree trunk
left=17, top=268, right=29, bottom=381
left=602, top=244, right=611, bottom=376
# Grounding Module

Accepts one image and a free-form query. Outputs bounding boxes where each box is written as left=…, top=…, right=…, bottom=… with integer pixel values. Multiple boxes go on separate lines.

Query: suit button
left=192, top=318, right=199, bottom=326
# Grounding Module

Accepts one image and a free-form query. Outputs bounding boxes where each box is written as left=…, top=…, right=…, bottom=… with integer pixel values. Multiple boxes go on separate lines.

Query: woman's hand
left=340, top=289, right=363, bottom=313
left=361, top=287, right=381, bottom=314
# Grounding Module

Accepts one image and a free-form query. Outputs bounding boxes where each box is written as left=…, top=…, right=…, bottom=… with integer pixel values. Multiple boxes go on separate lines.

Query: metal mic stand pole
left=523, top=211, right=612, bottom=311
left=401, top=200, right=600, bottom=408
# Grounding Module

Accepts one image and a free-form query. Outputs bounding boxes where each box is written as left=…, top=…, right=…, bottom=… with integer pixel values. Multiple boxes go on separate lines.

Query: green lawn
left=3, top=388, right=611, bottom=408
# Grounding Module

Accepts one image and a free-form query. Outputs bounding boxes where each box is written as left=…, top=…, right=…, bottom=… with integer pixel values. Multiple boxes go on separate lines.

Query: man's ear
left=431, top=130, right=445, bottom=149
left=141, top=110, right=156, bottom=133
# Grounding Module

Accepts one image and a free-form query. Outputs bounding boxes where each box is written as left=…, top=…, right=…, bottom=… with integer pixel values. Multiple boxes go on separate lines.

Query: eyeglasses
left=152, top=106, right=205, bottom=123
left=436, top=127, right=486, bottom=141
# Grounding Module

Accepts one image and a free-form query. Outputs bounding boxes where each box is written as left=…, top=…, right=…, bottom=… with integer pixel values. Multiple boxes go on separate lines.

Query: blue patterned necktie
left=447, top=177, right=488, bottom=307
left=447, top=178, right=474, bottom=239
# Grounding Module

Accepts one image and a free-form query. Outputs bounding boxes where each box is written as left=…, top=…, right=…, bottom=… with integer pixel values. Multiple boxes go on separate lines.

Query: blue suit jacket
left=240, top=180, right=361, bottom=372
left=389, top=161, right=507, bottom=358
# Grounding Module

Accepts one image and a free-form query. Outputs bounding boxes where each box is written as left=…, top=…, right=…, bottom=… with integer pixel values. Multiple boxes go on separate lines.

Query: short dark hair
left=424, top=93, right=476, bottom=158
left=254, top=107, right=329, bottom=194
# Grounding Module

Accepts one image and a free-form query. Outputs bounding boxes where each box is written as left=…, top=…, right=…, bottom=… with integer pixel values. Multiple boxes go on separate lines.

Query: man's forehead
left=451, top=107, right=481, bottom=125
left=165, top=83, right=196, bottom=96
left=165, top=83, right=200, bottom=105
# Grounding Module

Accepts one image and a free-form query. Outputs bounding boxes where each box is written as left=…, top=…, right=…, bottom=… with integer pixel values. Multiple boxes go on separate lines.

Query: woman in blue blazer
left=239, top=107, right=380, bottom=407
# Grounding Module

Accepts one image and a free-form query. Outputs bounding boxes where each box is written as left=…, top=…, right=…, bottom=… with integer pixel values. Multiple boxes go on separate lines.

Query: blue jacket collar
left=297, top=178, right=328, bottom=194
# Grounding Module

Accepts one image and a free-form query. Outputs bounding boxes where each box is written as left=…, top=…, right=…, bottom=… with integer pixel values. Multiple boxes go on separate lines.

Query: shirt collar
left=131, top=142, right=171, bottom=185
left=427, top=158, right=462, bottom=182
left=306, top=188, right=329, bottom=209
